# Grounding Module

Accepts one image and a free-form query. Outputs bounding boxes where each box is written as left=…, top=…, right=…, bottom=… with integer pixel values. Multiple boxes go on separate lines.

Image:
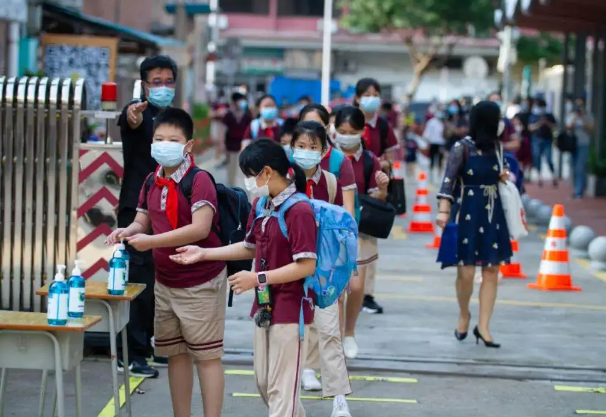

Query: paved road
left=4, top=157, right=606, bottom=416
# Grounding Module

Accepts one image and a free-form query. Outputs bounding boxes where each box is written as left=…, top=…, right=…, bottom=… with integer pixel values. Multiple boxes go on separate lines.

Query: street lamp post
left=321, top=0, right=334, bottom=106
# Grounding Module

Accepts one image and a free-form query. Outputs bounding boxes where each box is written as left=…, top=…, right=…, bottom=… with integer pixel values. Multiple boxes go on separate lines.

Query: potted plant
left=588, top=149, right=606, bottom=197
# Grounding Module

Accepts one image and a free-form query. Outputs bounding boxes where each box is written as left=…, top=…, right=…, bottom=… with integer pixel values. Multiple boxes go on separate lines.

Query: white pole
left=7, top=22, right=20, bottom=77
left=320, top=0, right=334, bottom=106
left=206, top=0, right=219, bottom=91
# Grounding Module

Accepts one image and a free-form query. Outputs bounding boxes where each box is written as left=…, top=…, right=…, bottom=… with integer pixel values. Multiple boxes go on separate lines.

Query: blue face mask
left=448, top=105, right=459, bottom=115
left=260, top=107, right=278, bottom=120
left=151, top=141, right=186, bottom=167
left=282, top=145, right=293, bottom=158
left=293, top=148, right=322, bottom=170
left=238, top=100, right=248, bottom=110
left=148, top=87, right=175, bottom=108
left=360, top=96, right=381, bottom=113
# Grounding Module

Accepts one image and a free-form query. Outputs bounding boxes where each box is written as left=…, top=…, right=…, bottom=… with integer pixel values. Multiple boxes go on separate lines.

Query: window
left=221, top=0, right=269, bottom=14
left=277, top=0, right=325, bottom=16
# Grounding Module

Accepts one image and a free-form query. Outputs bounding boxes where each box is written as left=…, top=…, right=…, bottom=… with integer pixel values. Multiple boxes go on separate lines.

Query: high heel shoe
left=473, top=326, right=500, bottom=348
left=454, top=313, right=471, bottom=341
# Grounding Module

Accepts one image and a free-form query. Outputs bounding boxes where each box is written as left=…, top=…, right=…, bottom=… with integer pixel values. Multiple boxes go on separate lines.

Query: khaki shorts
left=357, top=233, right=378, bottom=266
left=154, top=268, right=227, bottom=361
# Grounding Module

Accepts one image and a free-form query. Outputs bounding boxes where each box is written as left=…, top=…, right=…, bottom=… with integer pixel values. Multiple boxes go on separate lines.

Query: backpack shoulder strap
left=250, top=118, right=260, bottom=140
left=362, top=150, right=374, bottom=193
left=328, top=148, right=344, bottom=178
left=179, top=166, right=204, bottom=206
left=141, top=172, right=155, bottom=211
left=378, top=117, right=389, bottom=155
left=324, top=171, right=337, bottom=205
left=277, top=193, right=311, bottom=239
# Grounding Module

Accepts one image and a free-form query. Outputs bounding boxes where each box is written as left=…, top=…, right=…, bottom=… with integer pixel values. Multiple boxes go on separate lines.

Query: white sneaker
left=342, top=336, right=358, bottom=359
left=301, top=369, right=322, bottom=391
left=331, top=395, right=352, bottom=417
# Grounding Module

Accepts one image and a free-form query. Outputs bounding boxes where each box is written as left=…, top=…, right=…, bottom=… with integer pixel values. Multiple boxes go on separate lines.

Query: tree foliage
left=340, top=0, right=496, bottom=98
left=517, top=33, right=563, bottom=66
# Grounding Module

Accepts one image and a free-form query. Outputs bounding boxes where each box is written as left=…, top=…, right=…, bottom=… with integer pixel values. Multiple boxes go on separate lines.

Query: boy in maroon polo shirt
left=106, top=108, right=227, bottom=417
left=222, top=92, right=252, bottom=186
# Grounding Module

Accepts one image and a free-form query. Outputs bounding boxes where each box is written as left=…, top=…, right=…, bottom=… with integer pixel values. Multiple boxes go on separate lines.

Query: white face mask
left=244, top=173, right=270, bottom=198
left=328, top=124, right=336, bottom=138
left=335, top=132, right=362, bottom=150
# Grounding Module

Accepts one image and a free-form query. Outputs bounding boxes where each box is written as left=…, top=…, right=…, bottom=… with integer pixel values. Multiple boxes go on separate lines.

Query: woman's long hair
left=469, top=101, right=501, bottom=153
left=239, top=138, right=306, bottom=193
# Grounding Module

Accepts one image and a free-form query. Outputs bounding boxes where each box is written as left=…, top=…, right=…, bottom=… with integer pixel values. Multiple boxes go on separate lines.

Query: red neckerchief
left=362, top=124, right=371, bottom=147
left=154, top=156, right=194, bottom=230
left=305, top=180, right=314, bottom=198
left=347, top=155, right=355, bottom=161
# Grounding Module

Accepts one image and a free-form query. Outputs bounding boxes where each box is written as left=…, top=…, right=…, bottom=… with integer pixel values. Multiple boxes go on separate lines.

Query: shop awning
left=42, top=2, right=185, bottom=49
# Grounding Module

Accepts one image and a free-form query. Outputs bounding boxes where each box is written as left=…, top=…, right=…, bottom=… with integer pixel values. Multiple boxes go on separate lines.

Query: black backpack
left=377, top=116, right=390, bottom=157
left=145, top=167, right=252, bottom=305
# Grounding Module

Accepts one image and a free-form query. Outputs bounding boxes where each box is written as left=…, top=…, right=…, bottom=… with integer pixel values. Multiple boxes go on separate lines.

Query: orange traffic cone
left=527, top=204, right=580, bottom=291
left=408, top=172, right=434, bottom=233
left=426, top=226, right=442, bottom=249
left=500, top=240, right=526, bottom=279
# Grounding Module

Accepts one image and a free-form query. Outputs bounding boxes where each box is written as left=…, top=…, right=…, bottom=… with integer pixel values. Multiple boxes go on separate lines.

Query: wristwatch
left=257, top=272, right=268, bottom=290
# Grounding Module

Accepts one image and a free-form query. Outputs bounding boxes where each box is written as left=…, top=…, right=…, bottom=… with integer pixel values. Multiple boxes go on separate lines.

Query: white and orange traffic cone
left=407, top=172, right=434, bottom=234
left=500, top=240, right=527, bottom=279
left=528, top=204, right=581, bottom=291
left=426, top=226, right=442, bottom=249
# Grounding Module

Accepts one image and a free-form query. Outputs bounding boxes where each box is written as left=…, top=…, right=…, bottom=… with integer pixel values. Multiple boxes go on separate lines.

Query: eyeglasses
left=146, top=80, right=176, bottom=88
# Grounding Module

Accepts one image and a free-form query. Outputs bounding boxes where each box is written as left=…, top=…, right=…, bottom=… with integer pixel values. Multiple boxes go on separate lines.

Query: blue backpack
left=252, top=193, right=358, bottom=339
left=250, top=118, right=284, bottom=140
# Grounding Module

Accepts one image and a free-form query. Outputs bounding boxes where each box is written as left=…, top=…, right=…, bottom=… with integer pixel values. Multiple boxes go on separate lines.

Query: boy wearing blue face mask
left=109, top=108, right=227, bottom=417
left=116, top=54, right=179, bottom=378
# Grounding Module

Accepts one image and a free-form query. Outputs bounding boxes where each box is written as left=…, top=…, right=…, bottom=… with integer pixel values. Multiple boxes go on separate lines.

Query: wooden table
left=0, top=312, right=101, bottom=417
left=37, top=281, right=145, bottom=417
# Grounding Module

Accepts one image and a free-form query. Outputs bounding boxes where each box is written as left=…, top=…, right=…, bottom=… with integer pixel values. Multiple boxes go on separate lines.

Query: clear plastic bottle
left=47, top=265, right=68, bottom=326
left=108, top=250, right=126, bottom=295
left=67, top=260, right=86, bottom=319
left=115, top=240, right=130, bottom=285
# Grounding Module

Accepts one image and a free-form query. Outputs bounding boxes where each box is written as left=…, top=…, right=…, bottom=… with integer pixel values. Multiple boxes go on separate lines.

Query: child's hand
left=170, top=246, right=206, bottom=265
left=126, top=234, right=155, bottom=251
left=105, top=228, right=126, bottom=246
left=228, top=271, right=257, bottom=295
left=376, top=171, right=390, bottom=189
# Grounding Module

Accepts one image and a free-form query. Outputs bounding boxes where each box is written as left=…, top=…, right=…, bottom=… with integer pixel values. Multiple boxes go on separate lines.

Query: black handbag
left=556, top=131, right=577, bottom=153
left=358, top=194, right=396, bottom=239
left=387, top=178, right=406, bottom=215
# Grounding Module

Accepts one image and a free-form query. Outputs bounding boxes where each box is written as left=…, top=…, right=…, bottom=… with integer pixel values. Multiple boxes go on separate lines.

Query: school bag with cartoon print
left=250, top=118, right=284, bottom=139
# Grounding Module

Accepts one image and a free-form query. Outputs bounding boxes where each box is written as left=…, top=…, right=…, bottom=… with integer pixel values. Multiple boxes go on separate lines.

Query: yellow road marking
left=225, top=370, right=417, bottom=383
left=555, top=385, right=606, bottom=394
left=377, top=275, right=423, bottom=282
left=232, top=393, right=417, bottom=404
left=576, top=411, right=606, bottom=415
left=390, top=226, right=408, bottom=240
left=374, top=293, right=606, bottom=311
left=527, top=224, right=538, bottom=232
left=538, top=233, right=546, bottom=240
left=97, top=377, right=145, bottom=417
left=574, top=259, right=606, bottom=284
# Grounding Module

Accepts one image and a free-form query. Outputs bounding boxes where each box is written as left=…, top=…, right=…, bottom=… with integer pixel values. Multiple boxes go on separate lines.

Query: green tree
left=341, top=0, right=495, bottom=100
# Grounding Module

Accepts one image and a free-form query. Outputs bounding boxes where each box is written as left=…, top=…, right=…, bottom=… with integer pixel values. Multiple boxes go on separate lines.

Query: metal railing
left=0, top=76, right=86, bottom=312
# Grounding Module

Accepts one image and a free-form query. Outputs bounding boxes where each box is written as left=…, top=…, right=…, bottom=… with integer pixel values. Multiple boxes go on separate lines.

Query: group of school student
left=106, top=76, right=400, bottom=417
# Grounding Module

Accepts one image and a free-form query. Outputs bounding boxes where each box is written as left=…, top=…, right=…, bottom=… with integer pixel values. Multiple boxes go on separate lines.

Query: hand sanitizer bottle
left=115, top=240, right=130, bottom=285
left=67, top=260, right=86, bottom=319
left=47, top=265, right=69, bottom=325
left=108, top=249, right=126, bottom=295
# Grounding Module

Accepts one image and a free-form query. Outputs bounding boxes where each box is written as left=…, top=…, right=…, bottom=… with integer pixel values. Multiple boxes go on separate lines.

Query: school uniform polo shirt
left=243, top=119, right=281, bottom=142
left=243, top=183, right=317, bottom=325
left=363, top=114, right=399, bottom=158
left=343, top=146, right=381, bottom=195
left=137, top=157, right=226, bottom=288
left=222, top=110, right=252, bottom=152
left=320, top=147, right=357, bottom=192
left=306, top=167, right=344, bottom=205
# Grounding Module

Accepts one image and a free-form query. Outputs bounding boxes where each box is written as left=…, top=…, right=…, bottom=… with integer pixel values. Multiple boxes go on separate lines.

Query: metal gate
left=0, top=76, right=86, bottom=312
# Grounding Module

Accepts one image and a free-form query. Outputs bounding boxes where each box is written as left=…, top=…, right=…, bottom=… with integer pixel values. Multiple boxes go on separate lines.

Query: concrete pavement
left=4, top=159, right=606, bottom=416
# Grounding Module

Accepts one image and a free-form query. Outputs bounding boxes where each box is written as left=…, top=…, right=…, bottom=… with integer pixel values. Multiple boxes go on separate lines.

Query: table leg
left=103, top=300, right=121, bottom=417
left=38, top=370, right=48, bottom=417
left=0, top=368, right=8, bottom=417
left=52, top=342, right=65, bottom=417
left=121, top=327, right=132, bottom=417
left=74, top=364, right=82, bottom=417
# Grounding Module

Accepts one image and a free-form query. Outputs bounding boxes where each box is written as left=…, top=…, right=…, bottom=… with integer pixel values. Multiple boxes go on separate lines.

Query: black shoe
left=473, top=326, right=500, bottom=349
left=454, top=313, right=471, bottom=341
left=118, top=359, right=159, bottom=378
left=149, top=355, right=169, bottom=367
left=362, top=295, right=384, bottom=314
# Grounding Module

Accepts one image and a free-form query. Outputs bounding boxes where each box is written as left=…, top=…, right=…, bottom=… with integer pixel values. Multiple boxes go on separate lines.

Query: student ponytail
left=239, top=138, right=306, bottom=193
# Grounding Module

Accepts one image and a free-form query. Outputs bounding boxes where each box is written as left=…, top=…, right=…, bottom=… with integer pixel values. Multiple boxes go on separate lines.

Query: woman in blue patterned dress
left=436, top=101, right=513, bottom=348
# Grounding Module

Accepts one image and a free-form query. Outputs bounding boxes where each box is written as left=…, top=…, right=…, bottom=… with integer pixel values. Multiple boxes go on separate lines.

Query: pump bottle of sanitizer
left=47, top=265, right=69, bottom=325
left=108, top=248, right=126, bottom=295
left=67, top=260, right=86, bottom=319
